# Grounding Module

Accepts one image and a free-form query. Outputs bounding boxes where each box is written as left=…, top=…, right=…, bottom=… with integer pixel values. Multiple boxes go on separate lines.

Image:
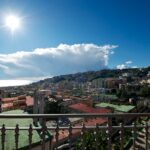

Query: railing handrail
left=0, top=124, right=149, bottom=130
left=0, top=113, right=150, bottom=118
left=0, top=113, right=150, bottom=150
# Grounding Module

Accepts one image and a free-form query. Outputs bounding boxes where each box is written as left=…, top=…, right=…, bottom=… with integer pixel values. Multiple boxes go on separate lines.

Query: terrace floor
left=0, top=110, right=41, bottom=150
left=0, top=112, right=150, bottom=150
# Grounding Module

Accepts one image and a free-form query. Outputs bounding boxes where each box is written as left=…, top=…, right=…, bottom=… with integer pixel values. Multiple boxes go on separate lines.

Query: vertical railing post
left=145, top=122, right=148, bottom=150
left=28, top=124, right=33, bottom=150
left=41, top=118, right=47, bottom=150
left=81, top=123, right=86, bottom=150
left=1, top=124, right=6, bottom=150
left=132, top=123, right=136, bottom=150
left=120, top=122, right=124, bottom=150
left=94, top=124, right=99, bottom=150
left=107, top=117, right=112, bottom=150
left=15, top=124, right=19, bottom=150
left=49, top=135, right=53, bottom=150
left=55, top=122, right=59, bottom=150
left=68, top=123, right=72, bottom=149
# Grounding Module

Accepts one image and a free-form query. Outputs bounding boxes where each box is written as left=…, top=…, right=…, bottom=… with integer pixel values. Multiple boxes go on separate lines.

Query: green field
left=0, top=110, right=41, bottom=150
left=96, top=102, right=135, bottom=112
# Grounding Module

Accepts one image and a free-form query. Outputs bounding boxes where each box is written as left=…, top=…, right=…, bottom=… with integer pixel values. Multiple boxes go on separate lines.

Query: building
left=147, top=71, right=150, bottom=77
left=95, top=102, right=135, bottom=113
left=68, top=102, right=112, bottom=114
left=1, top=95, right=34, bottom=112
left=105, top=78, right=124, bottom=89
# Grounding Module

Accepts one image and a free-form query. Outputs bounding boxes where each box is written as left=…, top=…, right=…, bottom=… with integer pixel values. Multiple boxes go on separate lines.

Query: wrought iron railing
left=0, top=113, right=150, bottom=150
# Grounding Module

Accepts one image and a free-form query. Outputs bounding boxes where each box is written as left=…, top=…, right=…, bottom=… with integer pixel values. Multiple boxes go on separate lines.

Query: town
left=0, top=67, right=150, bottom=149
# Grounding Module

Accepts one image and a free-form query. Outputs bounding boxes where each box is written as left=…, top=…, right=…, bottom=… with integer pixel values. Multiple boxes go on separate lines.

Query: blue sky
left=0, top=0, right=150, bottom=86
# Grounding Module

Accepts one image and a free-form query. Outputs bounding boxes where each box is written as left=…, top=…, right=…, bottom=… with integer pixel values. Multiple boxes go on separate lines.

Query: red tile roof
left=82, top=118, right=107, bottom=126
left=53, top=103, right=110, bottom=145
left=69, top=103, right=111, bottom=113
left=2, top=97, right=18, bottom=103
left=1, top=96, right=34, bottom=110
left=53, top=117, right=108, bottom=144
left=2, top=103, right=13, bottom=109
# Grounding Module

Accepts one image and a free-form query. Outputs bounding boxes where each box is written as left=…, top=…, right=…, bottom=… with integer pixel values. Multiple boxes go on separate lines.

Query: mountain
left=30, top=66, right=150, bottom=87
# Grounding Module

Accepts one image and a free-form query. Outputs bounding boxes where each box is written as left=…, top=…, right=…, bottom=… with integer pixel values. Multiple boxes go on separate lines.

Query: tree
left=76, top=130, right=108, bottom=150
left=117, top=89, right=128, bottom=99
left=140, top=86, right=150, bottom=97
left=44, top=98, right=61, bottom=114
left=111, top=88, right=117, bottom=94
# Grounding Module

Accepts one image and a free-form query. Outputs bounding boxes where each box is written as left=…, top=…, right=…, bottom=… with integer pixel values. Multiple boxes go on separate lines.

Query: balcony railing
left=1, top=113, right=150, bottom=150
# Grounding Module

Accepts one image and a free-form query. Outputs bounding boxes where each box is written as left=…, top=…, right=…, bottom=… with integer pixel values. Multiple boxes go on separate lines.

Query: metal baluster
left=55, top=122, right=59, bottom=150
left=41, top=119, right=47, bottom=150
left=145, top=122, right=148, bottom=150
left=94, top=124, right=99, bottom=150
left=120, top=123, right=124, bottom=150
left=28, top=124, right=33, bottom=150
left=49, top=135, right=53, bottom=150
left=107, top=118, right=112, bottom=150
left=15, top=124, right=19, bottom=150
left=132, top=123, right=136, bottom=150
left=68, top=123, right=72, bottom=149
left=81, top=123, right=86, bottom=150
left=1, top=124, right=6, bottom=150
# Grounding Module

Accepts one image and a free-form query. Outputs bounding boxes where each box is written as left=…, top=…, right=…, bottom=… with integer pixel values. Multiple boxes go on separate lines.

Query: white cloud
left=131, top=66, right=138, bottom=68
left=125, top=61, right=132, bottom=64
left=0, top=43, right=118, bottom=85
left=0, top=80, right=31, bottom=87
left=116, top=60, right=136, bottom=70
left=116, top=64, right=126, bottom=70
left=0, top=76, right=52, bottom=87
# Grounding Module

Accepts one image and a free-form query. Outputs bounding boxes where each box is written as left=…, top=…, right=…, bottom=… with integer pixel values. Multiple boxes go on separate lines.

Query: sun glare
left=5, top=15, right=21, bottom=33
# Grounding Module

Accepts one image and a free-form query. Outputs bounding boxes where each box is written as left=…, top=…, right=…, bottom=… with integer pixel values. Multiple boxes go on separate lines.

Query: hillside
left=31, top=66, right=150, bottom=87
